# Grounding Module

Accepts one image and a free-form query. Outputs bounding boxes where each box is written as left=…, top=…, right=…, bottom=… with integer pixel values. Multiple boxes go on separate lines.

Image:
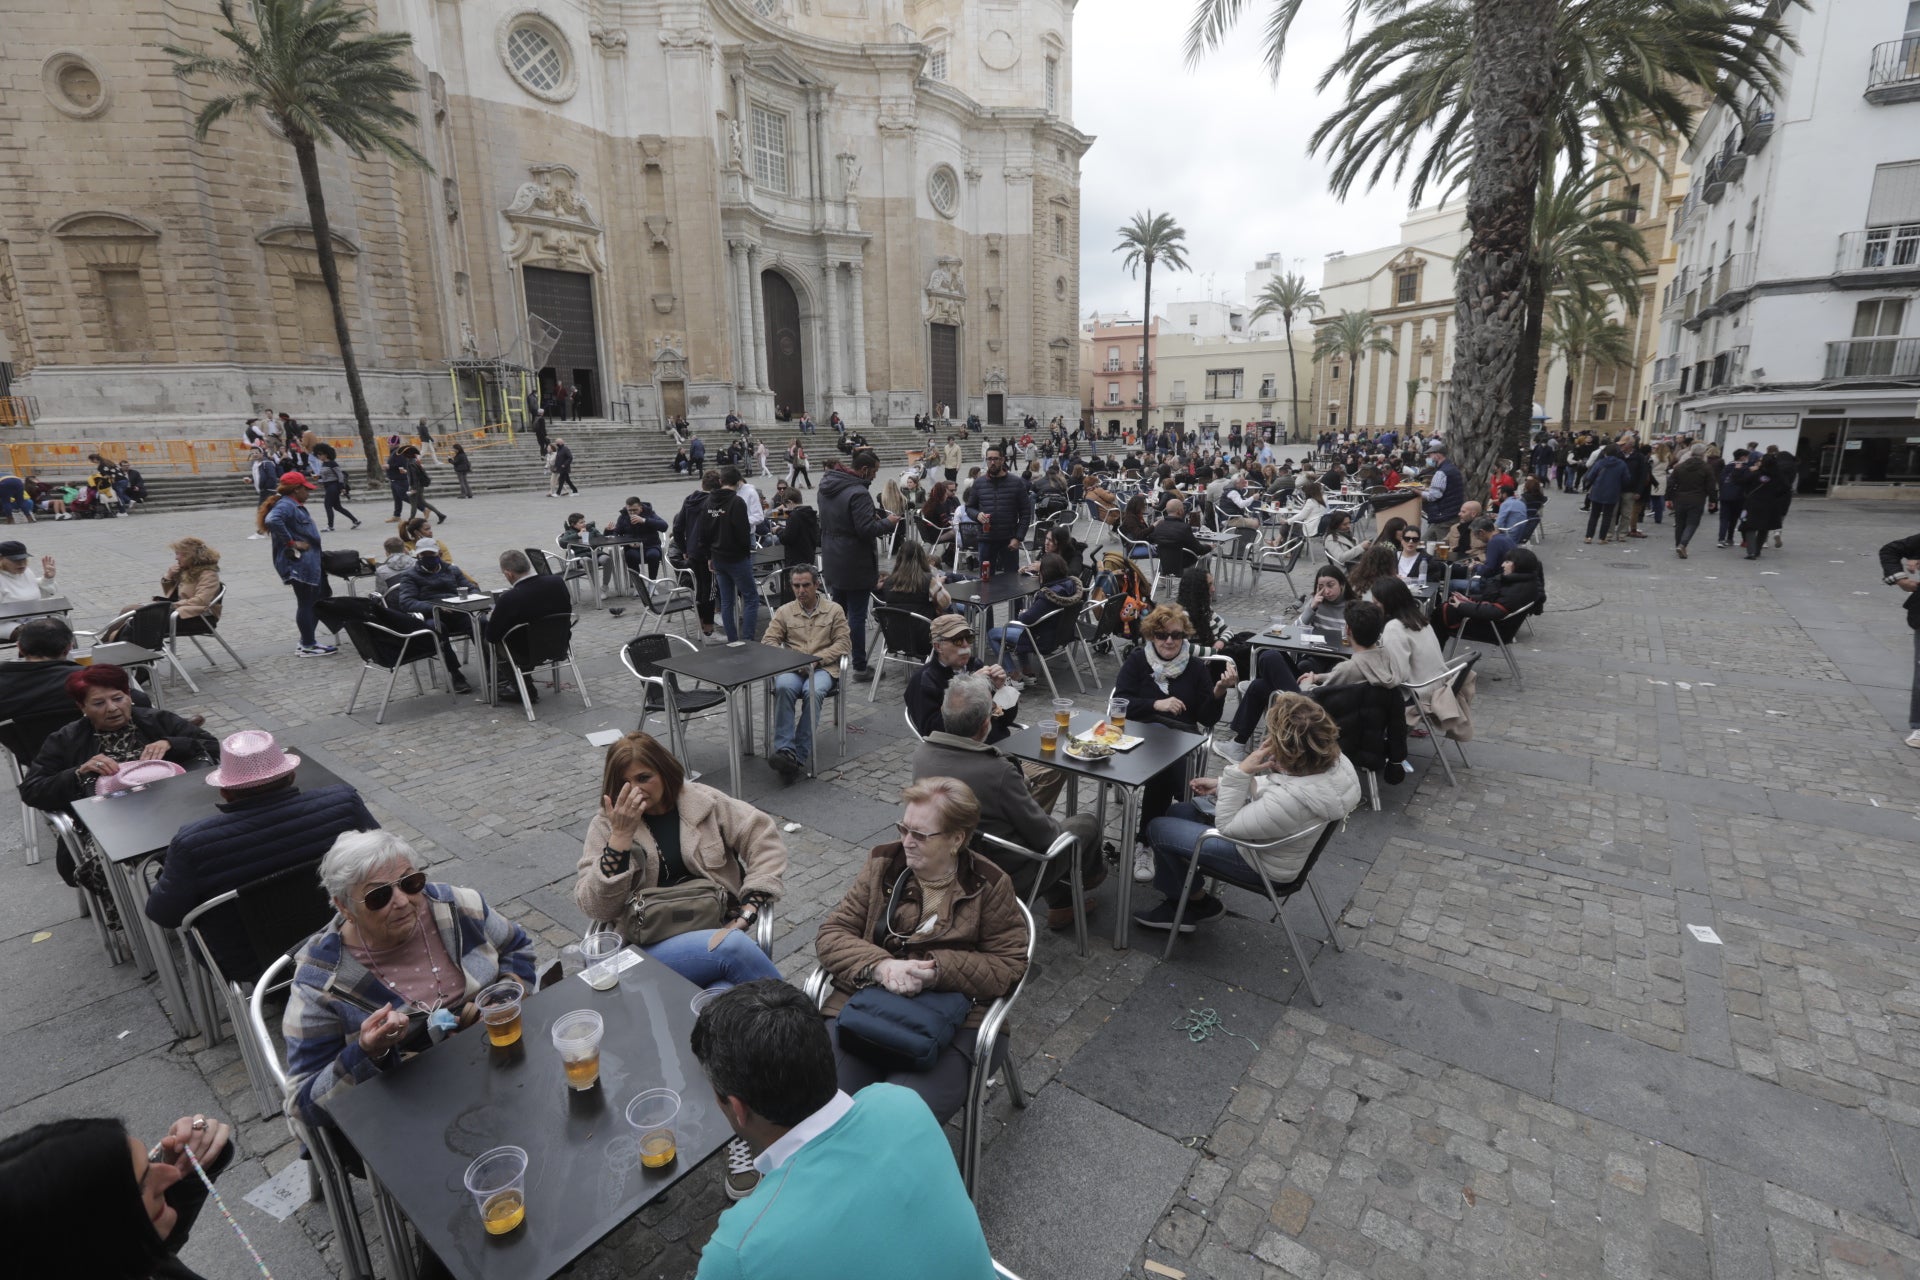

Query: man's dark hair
left=16, top=617, right=72, bottom=659
left=850, top=448, right=879, bottom=473
left=719, top=465, right=743, bottom=488
left=788, top=564, right=817, bottom=587
left=1346, top=600, right=1386, bottom=648
left=702, top=470, right=721, bottom=491
left=1470, top=516, right=1497, bottom=534
left=690, top=980, right=836, bottom=1126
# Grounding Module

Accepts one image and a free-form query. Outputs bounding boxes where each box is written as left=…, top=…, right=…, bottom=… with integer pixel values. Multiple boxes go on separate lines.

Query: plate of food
left=1080, top=721, right=1146, bottom=751
left=1062, top=738, right=1115, bottom=762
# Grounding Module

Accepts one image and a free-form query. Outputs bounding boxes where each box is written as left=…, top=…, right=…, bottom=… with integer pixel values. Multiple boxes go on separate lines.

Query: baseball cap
left=0, top=540, right=27, bottom=561
left=930, top=614, right=975, bottom=642
left=278, top=471, right=315, bottom=489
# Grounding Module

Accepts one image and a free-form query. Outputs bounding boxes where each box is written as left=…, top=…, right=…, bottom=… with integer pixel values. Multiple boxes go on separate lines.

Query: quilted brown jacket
left=814, top=843, right=1027, bottom=1030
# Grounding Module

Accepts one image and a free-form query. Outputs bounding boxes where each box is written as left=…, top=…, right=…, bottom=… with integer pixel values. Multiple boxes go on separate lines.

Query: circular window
left=928, top=165, right=959, bottom=218
left=497, top=14, right=576, bottom=103
left=43, top=52, right=109, bottom=119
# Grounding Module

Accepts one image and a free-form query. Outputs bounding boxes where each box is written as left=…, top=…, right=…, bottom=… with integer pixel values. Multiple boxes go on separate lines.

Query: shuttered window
left=1867, top=160, right=1920, bottom=226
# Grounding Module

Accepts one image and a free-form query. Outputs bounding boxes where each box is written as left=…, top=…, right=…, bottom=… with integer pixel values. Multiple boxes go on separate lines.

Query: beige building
left=1149, top=332, right=1313, bottom=439
left=0, top=0, right=1090, bottom=437
left=1310, top=201, right=1466, bottom=437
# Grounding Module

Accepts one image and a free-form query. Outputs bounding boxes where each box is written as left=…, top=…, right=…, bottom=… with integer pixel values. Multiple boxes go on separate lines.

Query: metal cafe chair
left=1442, top=599, right=1536, bottom=688
left=620, top=632, right=728, bottom=761
left=1157, top=820, right=1345, bottom=1006
left=802, top=899, right=1037, bottom=1198
left=495, top=613, right=592, bottom=722
left=760, top=653, right=851, bottom=779
left=1400, top=653, right=1478, bottom=788
left=978, top=827, right=1089, bottom=958
left=869, top=606, right=935, bottom=703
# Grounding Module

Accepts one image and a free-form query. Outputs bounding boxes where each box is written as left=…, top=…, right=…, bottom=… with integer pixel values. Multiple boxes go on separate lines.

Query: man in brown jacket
left=763, top=564, right=851, bottom=778
left=910, top=673, right=1103, bottom=930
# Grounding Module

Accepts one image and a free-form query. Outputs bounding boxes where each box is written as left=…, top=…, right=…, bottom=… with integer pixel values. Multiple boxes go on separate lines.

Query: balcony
left=1103, top=361, right=1121, bottom=373
left=1740, top=102, right=1775, bottom=154
left=1836, top=225, right=1920, bottom=277
left=1701, top=157, right=1727, bottom=205
left=1650, top=354, right=1681, bottom=393
left=1866, top=36, right=1920, bottom=104
left=1824, top=336, right=1920, bottom=381
left=1659, top=267, right=1692, bottom=318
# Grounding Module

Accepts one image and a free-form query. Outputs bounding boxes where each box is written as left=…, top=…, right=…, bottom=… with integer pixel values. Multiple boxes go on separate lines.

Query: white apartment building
left=1655, top=0, right=1920, bottom=492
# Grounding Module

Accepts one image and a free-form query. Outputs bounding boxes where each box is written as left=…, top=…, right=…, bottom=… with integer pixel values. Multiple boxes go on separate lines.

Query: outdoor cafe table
left=69, top=751, right=347, bottom=1037
left=948, top=568, right=1044, bottom=647
left=579, top=533, right=651, bottom=608
left=433, top=592, right=500, bottom=698
left=328, top=955, right=728, bottom=1280
left=81, top=641, right=168, bottom=709
left=995, top=712, right=1208, bottom=951
left=1248, top=623, right=1354, bottom=666
left=0, top=595, right=71, bottom=626
left=653, top=641, right=818, bottom=796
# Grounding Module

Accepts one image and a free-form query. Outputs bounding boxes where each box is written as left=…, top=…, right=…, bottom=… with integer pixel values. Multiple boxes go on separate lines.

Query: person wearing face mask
left=0, top=1112, right=236, bottom=1279
left=283, top=830, right=535, bottom=1131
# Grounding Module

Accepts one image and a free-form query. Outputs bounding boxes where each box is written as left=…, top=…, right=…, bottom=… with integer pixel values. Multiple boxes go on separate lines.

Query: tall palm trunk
left=1348, top=360, right=1358, bottom=430
left=1448, top=0, right=1555, bottom=488
left=293, top=133, right=381, bottom=483
left=1284, top=323, right=1302, bottom=443
left=1560, top=351, right=1579, bottom=437
left=1507, top=266, right=1549, bottom=460
left=1140, top=261, right=1154, bottom=439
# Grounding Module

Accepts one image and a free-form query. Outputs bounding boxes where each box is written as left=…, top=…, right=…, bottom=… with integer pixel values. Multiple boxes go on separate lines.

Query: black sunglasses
left=1155, top=631, right=1190, bottom=642
left=362, top=871, right=427, bottom=912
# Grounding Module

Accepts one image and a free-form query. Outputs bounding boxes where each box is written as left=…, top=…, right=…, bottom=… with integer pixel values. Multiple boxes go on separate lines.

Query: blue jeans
left=0, top=477, right=29, bottom=518
left=643, top=927, right=781, bottom=989
left=987, top=622, right=1028, bottom=665
left=1146, top=801, right=1249, bottom=900
left=712, top=555, right=758, bottom=641
left=832, top=583, right=872, bottom=670
left=772, top=668, right=835, bottom=763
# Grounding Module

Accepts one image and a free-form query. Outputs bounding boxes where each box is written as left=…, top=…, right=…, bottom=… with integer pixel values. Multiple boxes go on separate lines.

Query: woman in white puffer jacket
left=1130, top=693, right=1361, bottom=933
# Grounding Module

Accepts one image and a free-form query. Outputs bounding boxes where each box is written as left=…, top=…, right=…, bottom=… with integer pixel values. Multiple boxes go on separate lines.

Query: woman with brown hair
left=260, top=472, right=336, bottom=656
left=100, top=537, right=224, bottom=644
left=814, top=776, right=1027, bottom=1122
left=1132, top=692, right=1359, bottom=932
left=1345, top=542, right=1399, bottom=600
left=572, top=731, right=786, bottom=990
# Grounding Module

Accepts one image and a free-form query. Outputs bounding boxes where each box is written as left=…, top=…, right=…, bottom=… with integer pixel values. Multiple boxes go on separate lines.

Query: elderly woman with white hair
left=1664, top=442, right=1717, bottom=559
left=282, top=830, right=536, bottom=1129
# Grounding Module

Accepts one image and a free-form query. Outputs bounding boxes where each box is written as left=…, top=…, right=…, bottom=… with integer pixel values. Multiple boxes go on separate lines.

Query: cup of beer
left=74, top=650, right=95, bottom=668
left=550, top=1009, right=605, bottom=1091
left=477, top=980, right=525, bottom=1047
left=464, top=1146, right=529, bottom=1235
left=1051, top=698, right=1074, bottom=735
left=1039, top=727, right=1058, bottom=754
left=1106, top=696, right=1128, bottom=737
left=626, top=1089, right=681, bottom=1168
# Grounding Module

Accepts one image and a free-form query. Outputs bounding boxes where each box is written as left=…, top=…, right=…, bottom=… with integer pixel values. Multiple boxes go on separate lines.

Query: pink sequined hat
left=205, top=730, right=301, bottom=788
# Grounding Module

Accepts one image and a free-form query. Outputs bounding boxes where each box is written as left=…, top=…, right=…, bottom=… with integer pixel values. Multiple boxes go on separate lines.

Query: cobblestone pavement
left=3, top=477, right=1920, bottom=1280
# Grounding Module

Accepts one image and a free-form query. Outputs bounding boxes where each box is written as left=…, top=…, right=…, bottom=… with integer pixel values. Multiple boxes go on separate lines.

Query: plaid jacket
left=283, top=882, right=535, bottom=1129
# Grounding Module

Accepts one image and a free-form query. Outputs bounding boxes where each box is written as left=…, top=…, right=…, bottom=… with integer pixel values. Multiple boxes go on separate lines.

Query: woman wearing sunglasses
left=814, top=777, right=1027, bottom=1122
left=283, top=830, right=536, bottom=1130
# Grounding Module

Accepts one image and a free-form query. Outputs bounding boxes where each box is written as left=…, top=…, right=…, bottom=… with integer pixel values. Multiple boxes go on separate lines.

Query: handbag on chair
left=617, top=879, right=732, bottom=948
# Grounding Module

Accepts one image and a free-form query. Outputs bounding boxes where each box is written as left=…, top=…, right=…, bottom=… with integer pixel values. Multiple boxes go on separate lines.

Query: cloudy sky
left=1072, top=0, right=1416, bottom=318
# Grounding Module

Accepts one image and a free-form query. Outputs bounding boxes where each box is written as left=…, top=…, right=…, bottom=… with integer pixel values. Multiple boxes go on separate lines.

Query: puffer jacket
left=573, top=780, right=787, bottom=921
left=814, top=844, right=1027, bottom=1030
left=1009, top=576, right=1085, bottom=652
left=1309, top=682, right=1408, bottom=779
left=970, top=469, right=1034, bottom=546
left=1212, top=755, right=1360, bottom=882
left=818, top=466, right=894, bottom=590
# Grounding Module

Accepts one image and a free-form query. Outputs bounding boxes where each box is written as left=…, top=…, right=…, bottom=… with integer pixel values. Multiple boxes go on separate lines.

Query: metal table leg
left=369, top=1174, right=421, bottom=1280
left=101, top=854, right=156, bottom=976
left=1113, top=786, right=1142, bottom=950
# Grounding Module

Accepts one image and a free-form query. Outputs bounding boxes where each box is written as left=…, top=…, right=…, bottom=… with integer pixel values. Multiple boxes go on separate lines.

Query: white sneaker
left=1132, top=844, right=1155, bottom=883
left=1906, top=731, right=1920, bottom=750
left=723, top=1136, right=760, bottom=1201
left=1213, top=738, right=1248, bottom=764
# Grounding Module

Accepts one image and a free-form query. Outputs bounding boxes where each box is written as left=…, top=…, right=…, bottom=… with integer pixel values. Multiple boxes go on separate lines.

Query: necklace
left=350, top=910, right=461, bottom=1008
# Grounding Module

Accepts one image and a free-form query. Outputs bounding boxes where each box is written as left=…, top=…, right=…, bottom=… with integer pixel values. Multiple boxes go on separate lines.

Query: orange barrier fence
left=0, top=397, right=35, bottom=428
left=3, top=423, right=509, bottom=479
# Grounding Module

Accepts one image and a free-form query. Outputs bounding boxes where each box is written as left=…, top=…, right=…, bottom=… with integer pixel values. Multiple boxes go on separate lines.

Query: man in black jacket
left=1151, top=499, right=1208, bottom=577
left=707, top=467, right=758, bottom=641
left=970, top=445, right=1033, bottom=579
left=485, top=549, right=572, bottom=700
left=904, top=614, right=1016, bottom=742
left=1879, top=533, right=1920, bottom=750
left=672, top=472, right=721, bottom=640
left=0, top=617, right=150, bottom=728
left=816, top=449, right=899, bottom=678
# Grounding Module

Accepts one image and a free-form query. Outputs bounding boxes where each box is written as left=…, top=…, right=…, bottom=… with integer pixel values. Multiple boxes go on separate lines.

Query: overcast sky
left=1072, top=0, right=1416, bottom=319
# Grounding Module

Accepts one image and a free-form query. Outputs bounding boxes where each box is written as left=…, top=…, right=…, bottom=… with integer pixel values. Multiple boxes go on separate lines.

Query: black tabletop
left=71, top=753, right=347, bottom=864
left=950, top=570, right=1044, bottom=611
left=998, top=712, right=1207, bottom=789
left=1249, top=628, right=1354, bottom=662
left=654, top=642, right=817, bottom=691
left=329, top=958, right=726, bottom=1280
left=0, top=596, right=71, bottom=621
left=583, top=533, right=647, bottom=547
left=435, top=593, right=499, bottom=614
left=86, top=642, right=164, bottom=667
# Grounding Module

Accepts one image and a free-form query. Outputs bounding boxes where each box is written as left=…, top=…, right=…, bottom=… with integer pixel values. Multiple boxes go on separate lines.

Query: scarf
left=1144, top=639, right=1192, bottom=694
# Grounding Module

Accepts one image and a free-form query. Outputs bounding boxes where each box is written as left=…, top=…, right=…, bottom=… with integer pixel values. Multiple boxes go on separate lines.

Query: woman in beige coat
left=100, top=537, right=223, bottom=644
left=572, top=731, right=786, bottom=989
left=1372, top=578, right=1472, bottom=740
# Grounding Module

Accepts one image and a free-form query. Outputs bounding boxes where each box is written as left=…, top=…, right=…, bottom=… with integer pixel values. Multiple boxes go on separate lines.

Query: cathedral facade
left=0, top=0, right=1090, bottom=434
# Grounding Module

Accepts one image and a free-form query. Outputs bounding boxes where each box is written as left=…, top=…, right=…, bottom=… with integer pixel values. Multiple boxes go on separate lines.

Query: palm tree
left=1248, top=272, right=1322, bottom=442
left=1187, top=0, right=1799, bottom=487
left=1114, top=212, right=1191, bottom=439
left=1405, top=376, right=1423, bottom=433
left=1312, top=311, right=1397, bottom=434
left=168, top=0, right=427, bottom=481
left=1543, top=300, right=1636, bottom=436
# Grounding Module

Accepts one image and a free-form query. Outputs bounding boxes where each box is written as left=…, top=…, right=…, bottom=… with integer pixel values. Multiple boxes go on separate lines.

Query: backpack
left=1091, top=553, right=1151, bottom=647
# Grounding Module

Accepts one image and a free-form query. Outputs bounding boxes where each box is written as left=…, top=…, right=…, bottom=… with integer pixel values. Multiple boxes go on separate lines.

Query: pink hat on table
left=96, top=759, right=187, bottom=795
left=205, top=730, right=301, bottom=789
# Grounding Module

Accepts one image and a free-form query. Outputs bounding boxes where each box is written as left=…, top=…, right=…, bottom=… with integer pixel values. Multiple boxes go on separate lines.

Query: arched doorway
left=761, top=270, right=805, bottom=415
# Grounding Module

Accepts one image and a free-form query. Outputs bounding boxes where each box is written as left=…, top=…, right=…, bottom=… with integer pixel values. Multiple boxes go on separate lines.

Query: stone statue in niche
left=728, top=120, right=746, bottom=170
left=840, top=152, right=861, bottom=194
left=927, top=256, right=964, bottom=296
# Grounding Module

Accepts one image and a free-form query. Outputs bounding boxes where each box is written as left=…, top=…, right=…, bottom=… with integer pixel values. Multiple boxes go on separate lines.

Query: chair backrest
left=180, top=858, right=336, bottom=987
left=1026, top=600, right=1085, bottom=656
left=502, top=612, right=576, bottom=669
left=622, top=632, right=675, bottom=680
left=874, top=606, right=935, bottom=660
left=523, top=547, right=559, bottom=578
left=902, top=705, right=926, bottom=743
left=337, top=617, right=430, bottom=669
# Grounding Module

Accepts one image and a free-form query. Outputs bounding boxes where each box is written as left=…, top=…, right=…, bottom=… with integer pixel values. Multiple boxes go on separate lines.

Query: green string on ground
left=1173, top=1007, right=1258, bottom=1051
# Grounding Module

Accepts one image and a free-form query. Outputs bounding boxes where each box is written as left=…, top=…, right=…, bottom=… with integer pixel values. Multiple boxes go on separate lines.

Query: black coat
left=0, top=658, right=148, bottom=727
left=817, top=467, right=892, bottom=588
left=1309, top=682, right=1407, bottom=778
left=484, top=572, right=571, bottom=644
left=20, top=707, right=219, bottom=812
left=1740, top=474, right=1792, bottom=533
left=1151, top=516, right=1207, bottom=577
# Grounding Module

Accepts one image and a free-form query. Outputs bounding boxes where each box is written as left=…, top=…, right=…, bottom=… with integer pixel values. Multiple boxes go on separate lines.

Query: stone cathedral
left=0, top=0, right=1091, bottom=435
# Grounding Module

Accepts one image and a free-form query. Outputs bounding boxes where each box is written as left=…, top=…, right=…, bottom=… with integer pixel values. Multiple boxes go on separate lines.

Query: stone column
left=747, top=244, right=769, bottom=393
left=848, top=261, right=869, bottom=393
left=821, top=260, right=845, bottom=397
left=729, top=240, right=752, bottom=390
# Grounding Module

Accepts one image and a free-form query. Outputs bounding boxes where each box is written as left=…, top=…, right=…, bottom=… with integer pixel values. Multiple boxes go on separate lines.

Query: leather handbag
left=618, top=879, right=731, bottom=948
left=836, top=987, right=973, bottom=1073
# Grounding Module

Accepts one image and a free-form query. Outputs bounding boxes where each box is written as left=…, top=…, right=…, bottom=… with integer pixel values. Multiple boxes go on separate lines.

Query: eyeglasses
left=1153, top=631, right=1189, bottom=642
left=894, top=823, right=951, bottom=845
left=361, top=871, right=428, bottom=911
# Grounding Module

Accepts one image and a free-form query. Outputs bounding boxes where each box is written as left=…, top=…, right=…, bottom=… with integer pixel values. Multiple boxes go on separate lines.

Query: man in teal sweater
left=691, top=980, right=996, bottom=1280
